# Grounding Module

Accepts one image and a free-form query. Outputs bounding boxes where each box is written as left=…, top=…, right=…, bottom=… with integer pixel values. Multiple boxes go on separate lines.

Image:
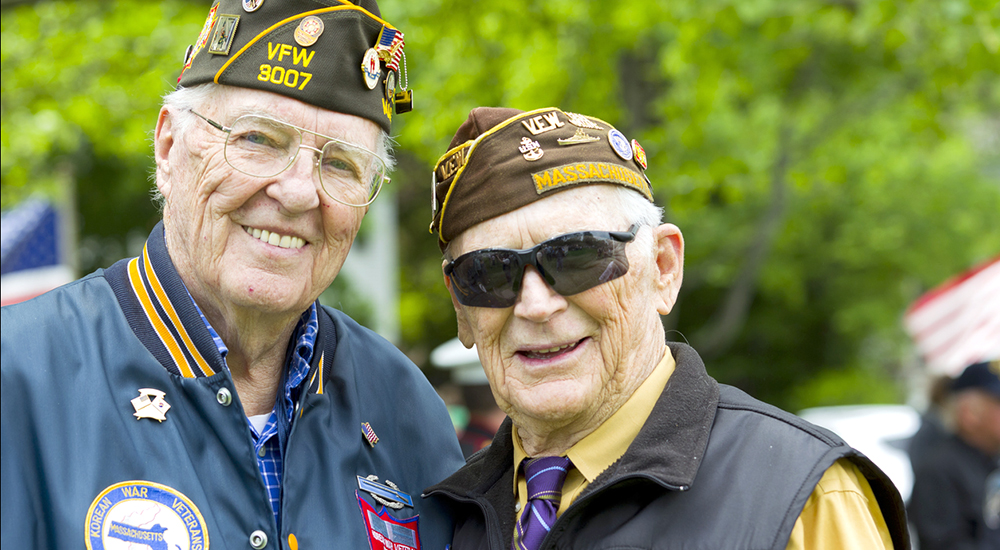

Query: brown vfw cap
left=430, top=107, right=654, bottom=250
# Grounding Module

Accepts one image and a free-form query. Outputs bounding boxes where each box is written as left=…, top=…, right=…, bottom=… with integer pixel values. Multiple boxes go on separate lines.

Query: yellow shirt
left=512, top=348, right=895, bottom=550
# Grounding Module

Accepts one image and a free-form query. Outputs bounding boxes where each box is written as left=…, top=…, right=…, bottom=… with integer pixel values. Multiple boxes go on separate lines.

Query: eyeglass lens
left=446, top=225, right=638, bottom=308
left=223, top=115, right=385, bottom=206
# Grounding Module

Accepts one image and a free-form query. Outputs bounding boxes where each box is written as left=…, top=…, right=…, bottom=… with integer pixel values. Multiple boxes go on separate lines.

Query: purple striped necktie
left=512, top=456, right=572, bottom=550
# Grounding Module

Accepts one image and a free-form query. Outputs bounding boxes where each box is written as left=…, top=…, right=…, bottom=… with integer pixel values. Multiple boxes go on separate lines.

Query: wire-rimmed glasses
left=189, top=110, right=389, bottom=207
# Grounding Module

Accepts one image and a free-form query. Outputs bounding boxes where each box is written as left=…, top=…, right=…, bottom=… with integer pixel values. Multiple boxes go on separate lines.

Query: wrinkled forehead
left=448, top=185, right=629, bottom=257
left=201, top=86, right=381, bottom=149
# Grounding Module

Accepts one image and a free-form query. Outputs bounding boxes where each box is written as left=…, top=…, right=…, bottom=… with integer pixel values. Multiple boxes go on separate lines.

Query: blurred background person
left=432, top=337, right=507, bottom=458
left=908, top=360, right=1000, bottom=550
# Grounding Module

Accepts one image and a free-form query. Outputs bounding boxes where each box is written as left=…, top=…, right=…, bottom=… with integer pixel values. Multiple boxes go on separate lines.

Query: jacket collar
left=106, top=222, right=334, bottom=388
left=426, top=341, right=720, bottom=499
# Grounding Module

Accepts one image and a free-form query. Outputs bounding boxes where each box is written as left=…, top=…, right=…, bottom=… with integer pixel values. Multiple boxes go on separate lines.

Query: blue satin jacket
left=1, top=223, right=464, bottom=550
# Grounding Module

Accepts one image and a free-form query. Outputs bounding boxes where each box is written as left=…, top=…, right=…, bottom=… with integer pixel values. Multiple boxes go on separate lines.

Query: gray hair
left=151, top=83, right=396, bottom=208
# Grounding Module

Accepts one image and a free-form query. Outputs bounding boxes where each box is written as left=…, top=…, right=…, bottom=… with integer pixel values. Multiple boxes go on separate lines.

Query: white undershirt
left=248, top=413, right=270, bottom=435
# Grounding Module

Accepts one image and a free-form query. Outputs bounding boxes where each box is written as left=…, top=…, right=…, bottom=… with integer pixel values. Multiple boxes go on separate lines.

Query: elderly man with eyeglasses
left=1, top=2, right=462, bottom=549
left=423, top=107, right=910, bottom=550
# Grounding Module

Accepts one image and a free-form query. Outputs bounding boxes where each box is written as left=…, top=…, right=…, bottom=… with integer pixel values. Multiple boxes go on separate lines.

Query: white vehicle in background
left=798, top=404, right=921, bottom=502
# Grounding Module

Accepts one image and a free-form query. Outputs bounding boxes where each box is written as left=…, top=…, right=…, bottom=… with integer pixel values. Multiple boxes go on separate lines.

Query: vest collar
left=426, top=342, right=720, bottom=499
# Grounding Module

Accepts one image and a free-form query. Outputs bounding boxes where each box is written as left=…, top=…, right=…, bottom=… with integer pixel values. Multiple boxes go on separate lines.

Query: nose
left=265, top=145, right=321, bottom=213
left=513, top=266, right=568, bottom=322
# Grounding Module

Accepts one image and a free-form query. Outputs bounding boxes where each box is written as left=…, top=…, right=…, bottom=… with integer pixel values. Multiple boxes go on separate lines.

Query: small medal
left=393, top=89, right=413, bottom=114
left=242, top=0, right=263, bottom=12
left=361, top=48, right=381, bottom=90
left=608, top=129, right=633, bottom=161
left=384, top=70, right=396, bottom=98
left=294, top=15, right=324, bottom=47
left=632, top=139, right=648, bottom=169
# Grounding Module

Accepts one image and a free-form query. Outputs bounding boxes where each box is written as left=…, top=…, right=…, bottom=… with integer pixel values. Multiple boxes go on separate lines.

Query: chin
left=225, top=280, right=313, bottom=314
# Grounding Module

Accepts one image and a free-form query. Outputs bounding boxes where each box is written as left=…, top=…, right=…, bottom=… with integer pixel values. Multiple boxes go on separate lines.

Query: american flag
left=1, top=198, right=74, bottom=306
left=361, top=422, right=379, bottom=447
left=904, top=256, right=1000, bottom=375
left=375, top=27, right=404, bottom=73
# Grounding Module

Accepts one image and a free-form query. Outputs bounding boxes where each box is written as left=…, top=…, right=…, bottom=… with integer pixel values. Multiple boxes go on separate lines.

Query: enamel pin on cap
left=361, top=48, right=381, bottom=90
left=632, top=139, right=648, bottom=170
left=131, top=388, right=171, bottom=422
left=608, top=129, right=633, bottom=161
left=294, top=15, right=324, bottom=47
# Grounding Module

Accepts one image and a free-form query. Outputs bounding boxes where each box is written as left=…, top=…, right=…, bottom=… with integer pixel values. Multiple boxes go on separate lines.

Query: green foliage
left=4, top=0, right=998, bottom=409
left=2, top=0, right=204, bottom=269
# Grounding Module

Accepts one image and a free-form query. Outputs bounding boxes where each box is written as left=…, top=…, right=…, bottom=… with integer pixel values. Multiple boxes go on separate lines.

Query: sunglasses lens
left=447, top=226, right=637, bottom=308
left=448, top=250, right=522, bottom=307
left=538, top=234, right=629, bottom=296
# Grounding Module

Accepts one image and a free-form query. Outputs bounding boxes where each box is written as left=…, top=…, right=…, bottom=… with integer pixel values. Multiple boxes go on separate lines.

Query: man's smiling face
left=156, top=86, right=377, bottom=320
left=446, top=185, right=682, bottom=437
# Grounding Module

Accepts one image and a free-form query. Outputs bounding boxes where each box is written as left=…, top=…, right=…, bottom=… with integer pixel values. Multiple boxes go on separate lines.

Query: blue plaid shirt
left=193, top=299, right=318, bottom=530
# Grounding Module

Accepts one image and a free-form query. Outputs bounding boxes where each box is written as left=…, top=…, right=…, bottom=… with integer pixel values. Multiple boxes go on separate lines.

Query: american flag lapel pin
left=361, top=422, right=379, bottom=447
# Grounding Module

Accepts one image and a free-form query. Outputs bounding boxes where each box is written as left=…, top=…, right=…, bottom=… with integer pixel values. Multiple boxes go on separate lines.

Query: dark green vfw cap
left=177, top=0, right=410, bottom=134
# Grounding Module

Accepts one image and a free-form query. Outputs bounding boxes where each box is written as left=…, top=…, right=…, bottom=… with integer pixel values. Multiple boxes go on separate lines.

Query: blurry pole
left=339, top=189, right=401, bottom=344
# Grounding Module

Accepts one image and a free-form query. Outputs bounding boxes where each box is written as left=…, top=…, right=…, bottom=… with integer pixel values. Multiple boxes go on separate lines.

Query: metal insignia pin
left=632, top=139, right=648, bottom=170
left=557, top=128, right=600, bottom=146
left=608, top=129, right=633, bottom=161
left=362, top=422, right=379, bottom=447
left=294, top=15, right=324, bottom=47
left=358, top=475, right=413, bottom=509
left=519, top=136, right=544, bottom=161
left=565, top=112, right=604, bottom=130
left=361, top=48, right=381, bottom=90
left=131, top=388, right=171, bottom=422
left=242, top=0, right=263, bottom=12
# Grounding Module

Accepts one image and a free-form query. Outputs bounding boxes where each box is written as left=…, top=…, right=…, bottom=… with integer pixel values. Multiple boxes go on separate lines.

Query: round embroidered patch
left=85, top=481, right=209, bottom=550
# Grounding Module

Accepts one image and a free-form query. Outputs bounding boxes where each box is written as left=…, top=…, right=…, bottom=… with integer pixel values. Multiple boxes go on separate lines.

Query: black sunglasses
left=445, top=224, right=641, bottom=308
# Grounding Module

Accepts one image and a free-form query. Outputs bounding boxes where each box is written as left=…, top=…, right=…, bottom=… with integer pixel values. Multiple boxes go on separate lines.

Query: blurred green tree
left=3, top=0, right=998, bottom=409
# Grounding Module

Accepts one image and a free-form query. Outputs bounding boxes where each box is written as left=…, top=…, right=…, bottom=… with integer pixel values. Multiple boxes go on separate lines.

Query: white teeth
left=534, top=344, right=572, bottom=354
left=244, top=226, right=306, bottom=249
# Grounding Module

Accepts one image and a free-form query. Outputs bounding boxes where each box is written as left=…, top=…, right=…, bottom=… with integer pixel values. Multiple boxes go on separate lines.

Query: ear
left=443, top=260, right=476, bottom=348
left=154, top=106, right=175, bottom=199
left=652, top=223, right=684, bottom=316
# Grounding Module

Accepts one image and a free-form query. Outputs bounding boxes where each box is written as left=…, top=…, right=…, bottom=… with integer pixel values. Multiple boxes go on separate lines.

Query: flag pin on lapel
left=362, top=422, right=379, bottom=447
left=131, top=388, right=171, bottom=422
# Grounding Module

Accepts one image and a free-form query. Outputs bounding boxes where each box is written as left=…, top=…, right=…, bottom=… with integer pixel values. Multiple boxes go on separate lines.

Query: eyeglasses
left=189, top=110, right=389, bottom=207
left=444, top=224, right=640, bottom=308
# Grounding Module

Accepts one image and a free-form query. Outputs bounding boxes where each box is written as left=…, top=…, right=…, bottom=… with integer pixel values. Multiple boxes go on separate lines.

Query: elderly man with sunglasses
left=1, top=2, right=463, bottom=549
left=423, top=107, right=910, bottom=550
